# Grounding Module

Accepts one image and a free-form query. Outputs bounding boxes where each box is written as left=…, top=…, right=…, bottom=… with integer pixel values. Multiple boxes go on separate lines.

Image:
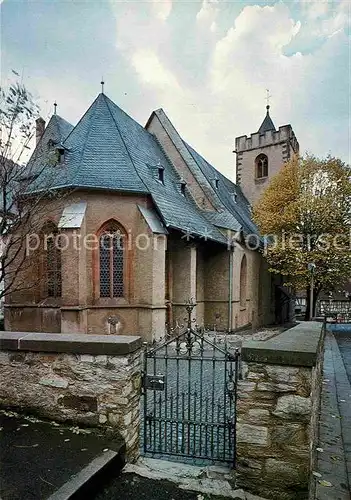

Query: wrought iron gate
left=142, top=301, right=240, bottom=466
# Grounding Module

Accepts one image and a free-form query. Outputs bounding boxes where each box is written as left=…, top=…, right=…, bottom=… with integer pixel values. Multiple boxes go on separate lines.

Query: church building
left=4, top=92, right=298, bottom=340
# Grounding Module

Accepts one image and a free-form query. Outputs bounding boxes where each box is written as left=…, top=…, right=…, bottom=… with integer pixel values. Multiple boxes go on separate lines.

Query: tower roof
left=258, top=105, right=276, bottom=134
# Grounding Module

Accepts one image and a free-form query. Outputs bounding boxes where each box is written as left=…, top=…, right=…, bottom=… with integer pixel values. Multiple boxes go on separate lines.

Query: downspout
left=228, top=248, right=233, bottom=332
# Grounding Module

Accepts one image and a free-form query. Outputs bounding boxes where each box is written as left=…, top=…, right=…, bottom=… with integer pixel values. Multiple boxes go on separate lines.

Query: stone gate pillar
left=236, top=322, right=325, bottom=500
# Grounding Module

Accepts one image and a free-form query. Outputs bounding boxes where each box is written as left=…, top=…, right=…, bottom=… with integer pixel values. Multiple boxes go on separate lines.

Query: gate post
left=235, top=322, right=325, bottom=500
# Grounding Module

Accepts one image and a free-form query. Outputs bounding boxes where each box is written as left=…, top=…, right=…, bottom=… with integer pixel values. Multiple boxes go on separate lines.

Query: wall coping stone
left=241, top=322, right=323, bottom=367
left=0, top=332, right=142, bottom=355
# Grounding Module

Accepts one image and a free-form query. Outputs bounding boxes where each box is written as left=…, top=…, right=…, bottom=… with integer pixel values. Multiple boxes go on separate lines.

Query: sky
left=1, top=0, right=350, bottom=181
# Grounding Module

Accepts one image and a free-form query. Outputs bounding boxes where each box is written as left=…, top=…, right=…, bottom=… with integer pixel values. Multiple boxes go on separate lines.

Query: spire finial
left=265, top=89, right=271, bottom=111
left=101, top=78, right=105, bottom=94
left=54, top=101, right=57, bottom=115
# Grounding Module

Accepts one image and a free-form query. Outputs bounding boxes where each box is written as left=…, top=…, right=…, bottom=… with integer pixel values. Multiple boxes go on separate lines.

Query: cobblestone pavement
left=313, top=328, right=351, bottom=499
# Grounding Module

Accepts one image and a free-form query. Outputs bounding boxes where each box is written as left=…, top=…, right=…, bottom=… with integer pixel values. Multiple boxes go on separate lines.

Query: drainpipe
left=228, top=249, right=233, bottom=332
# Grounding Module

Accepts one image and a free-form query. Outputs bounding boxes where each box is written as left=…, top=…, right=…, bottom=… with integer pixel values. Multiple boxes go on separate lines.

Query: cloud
left=131, top=49, right=181, bottom=91
left=110, top=1, right=349, bottom=178
left=196, top=0, right=219, bottom=32
left=210, top=4, right=302, bottom=108
left=297, top=0, right=349, bottom=39
left=151, top=0, right=172, bottom=21
left=299, top=0, right=330, bottom=20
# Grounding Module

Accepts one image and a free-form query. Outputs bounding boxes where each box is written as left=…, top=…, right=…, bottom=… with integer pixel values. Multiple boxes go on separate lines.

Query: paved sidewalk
left=335, top=327, right=351, bottom=384
left=313, top=332, right=351, bottom=499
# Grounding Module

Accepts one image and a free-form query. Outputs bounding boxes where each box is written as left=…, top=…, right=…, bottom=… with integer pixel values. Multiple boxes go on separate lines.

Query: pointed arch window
left=99, top=221, right=125, bottom=298
left=240, top=254, right=247, bottom=308
left=255, top=154, right=268, bottom=179
left=42, top=222, right=61, bottom=298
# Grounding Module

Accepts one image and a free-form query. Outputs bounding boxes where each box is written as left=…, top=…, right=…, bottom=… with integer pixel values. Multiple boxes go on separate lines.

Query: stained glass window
left=99, top=224, right=124, bottom=298
left=42, top=223, right=61, bottom=298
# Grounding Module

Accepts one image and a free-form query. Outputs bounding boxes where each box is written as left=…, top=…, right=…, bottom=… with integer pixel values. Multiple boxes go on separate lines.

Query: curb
left=47, top=449, right=124, bottom=500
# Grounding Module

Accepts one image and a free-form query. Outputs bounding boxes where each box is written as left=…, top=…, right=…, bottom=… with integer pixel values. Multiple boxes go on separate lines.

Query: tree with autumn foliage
left=253, top=155, right=351, bottom=320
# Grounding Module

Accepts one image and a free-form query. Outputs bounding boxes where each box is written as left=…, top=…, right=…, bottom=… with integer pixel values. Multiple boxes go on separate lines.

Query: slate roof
left=183, top=142, right=259, bottom=236
left=27, top=114, right=74, bottom=173
left=147, top=108, right=258, bottom=236
left=27, top=92, right=259, bottom=245
left=258, top=106, right=276, bottom=134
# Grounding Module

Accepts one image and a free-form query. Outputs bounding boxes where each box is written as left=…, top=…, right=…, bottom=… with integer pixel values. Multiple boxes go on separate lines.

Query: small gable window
left=180, top=180, right=186, bottom=196
left=212, top=178, right=219, bottom=189
left=158, top=166, right=164, bottom=184
left=99, top=221, right=125, bottom=298
left=56, top=146, right=65, bottom=164
left=255, top=154, right=268, bottom=179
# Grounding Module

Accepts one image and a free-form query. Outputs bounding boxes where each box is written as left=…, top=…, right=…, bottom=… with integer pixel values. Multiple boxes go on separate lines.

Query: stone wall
left=236, top=322, right=325, bottom=500
left=0, top=332, right=142, bottom=461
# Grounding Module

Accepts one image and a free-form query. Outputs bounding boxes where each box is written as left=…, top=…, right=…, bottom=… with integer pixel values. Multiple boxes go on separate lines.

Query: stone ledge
left=0, top=332, right=142, bottom=355
left=241, top=322, right=324, bottom=367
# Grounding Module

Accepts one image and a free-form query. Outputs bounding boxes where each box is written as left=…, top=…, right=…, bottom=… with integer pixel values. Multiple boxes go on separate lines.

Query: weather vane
left=54, top=101, right=57, bottom=115
left=265, top=89, right=272, bottom=108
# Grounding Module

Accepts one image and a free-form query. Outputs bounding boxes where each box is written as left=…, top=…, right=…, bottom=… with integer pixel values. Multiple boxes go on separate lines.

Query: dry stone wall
left=236, top=322, right=325, bottom=500
left=0, top=332, right=142, bottom=461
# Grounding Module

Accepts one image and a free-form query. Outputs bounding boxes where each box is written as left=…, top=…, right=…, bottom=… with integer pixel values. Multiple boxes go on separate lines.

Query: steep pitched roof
left=146, top=107, right=260, bottom=237
left=27, top=93, right=226, bottom=244
left=183, top=142, right=259, bottom=236
left=148, top=109, right=224, bottom=212
left=25, top=114, right=74, bottom=183
left=62, top=94, right=148, bottom=193
left=258, top=106, right=276, bottom=134
left=25, top=92, right=263, bottom=244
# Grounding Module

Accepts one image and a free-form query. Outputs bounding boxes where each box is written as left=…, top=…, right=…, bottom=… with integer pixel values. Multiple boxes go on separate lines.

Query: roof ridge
left=153, top=109, right=223, bottom=211
left=27, top=114, right=67, bottom=169
left=62, top=94, right=103, bottom=146
left=76, top=96, right=101, bottom=175
left=182, top=140, right=227, bottom=210
left=104, top=93, right=156, bottom=140
left=102, top=94, right=149, bottom=194
left=51, top=114, right=62, bottom=144
left=53, top=114, right=74, bottom=139
left=183, top=141, right=257, bottom=235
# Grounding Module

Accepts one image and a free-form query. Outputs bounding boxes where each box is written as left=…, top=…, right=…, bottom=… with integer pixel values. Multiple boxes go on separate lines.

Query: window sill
left=94, top=297, right=129, bottom=307
left=255, top=176, right=268, bottom=184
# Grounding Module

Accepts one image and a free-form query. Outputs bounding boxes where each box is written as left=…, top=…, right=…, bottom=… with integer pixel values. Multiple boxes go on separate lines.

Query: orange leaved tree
left=253, top=155, right=351, bottom=320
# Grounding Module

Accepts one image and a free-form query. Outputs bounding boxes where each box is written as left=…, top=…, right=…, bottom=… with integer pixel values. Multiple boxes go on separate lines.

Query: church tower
left=234, top=105, right=299, bottom=206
